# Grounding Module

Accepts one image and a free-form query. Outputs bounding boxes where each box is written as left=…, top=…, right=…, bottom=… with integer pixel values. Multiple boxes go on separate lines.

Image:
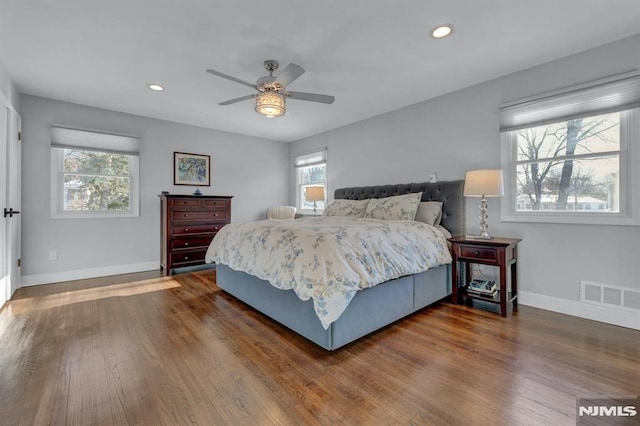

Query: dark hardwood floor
left=1, top=270, right=638, bottom=425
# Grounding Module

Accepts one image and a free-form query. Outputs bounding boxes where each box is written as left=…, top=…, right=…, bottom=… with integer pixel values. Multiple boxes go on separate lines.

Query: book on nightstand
left=466, top=288, right=498, bottom=297
left=467, top=279, right=497, bottom=295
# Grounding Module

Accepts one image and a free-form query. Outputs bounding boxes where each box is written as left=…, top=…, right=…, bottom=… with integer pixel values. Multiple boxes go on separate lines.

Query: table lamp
left=463, top=169, right=504, bottom=239
left=305, top=186, right=325, bottom=216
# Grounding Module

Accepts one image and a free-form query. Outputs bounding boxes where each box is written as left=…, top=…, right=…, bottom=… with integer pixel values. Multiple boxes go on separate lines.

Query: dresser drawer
left=172, top=224, right=224, bottom=235
left=171, top=235, right=215, bottom=250
left=169, top=198, right=201, bottom=208
left=171, top=209, right=228, bottom=221
left=458, top=245, right=498, bottom=263
left=170, top=198, right=230, bottom=210
left=203, top=199, right=230, bottom=209
left=170, top=249, right=207, bottom=266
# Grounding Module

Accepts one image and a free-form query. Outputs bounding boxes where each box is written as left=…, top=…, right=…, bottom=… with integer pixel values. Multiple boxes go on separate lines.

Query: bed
left=206, top=180, right=465, bottom=350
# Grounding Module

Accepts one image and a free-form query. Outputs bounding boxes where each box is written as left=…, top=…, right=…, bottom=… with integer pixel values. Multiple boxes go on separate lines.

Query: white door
left=6, top=109, right=21, bottom=299
left=0, top=103, right=8, bottom=305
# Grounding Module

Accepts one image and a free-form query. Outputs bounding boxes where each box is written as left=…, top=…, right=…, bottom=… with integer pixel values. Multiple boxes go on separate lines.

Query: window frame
left=50, top=147, right=140, bottom=219
left=500, top=108, right=640, bottom=226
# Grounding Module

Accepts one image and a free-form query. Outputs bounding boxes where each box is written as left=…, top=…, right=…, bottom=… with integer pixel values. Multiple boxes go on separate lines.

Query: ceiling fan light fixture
left=255, top=90, right=285, bottom=118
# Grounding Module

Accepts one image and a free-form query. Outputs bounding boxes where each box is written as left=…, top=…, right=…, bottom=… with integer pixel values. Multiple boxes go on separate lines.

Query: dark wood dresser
left=159, top=194, right=233, bottom=274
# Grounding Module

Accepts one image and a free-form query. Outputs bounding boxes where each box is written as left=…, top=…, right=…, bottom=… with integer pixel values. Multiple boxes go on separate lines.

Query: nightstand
left=449, top=236, right=522, bottom=317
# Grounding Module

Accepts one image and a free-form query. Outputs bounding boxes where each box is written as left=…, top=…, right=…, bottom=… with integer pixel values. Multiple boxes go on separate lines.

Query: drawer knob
left=474, top=251, right=480, bottom=255
left=184, top=256, right=189, bottom=260
left=185, top=228, right=189, bottom=232
left=184, top=214, right=189, bottom=217
left=214, top=213, right=218, bottom=217
left=214, top=227, right=218, bottom=231
left=185, top=242, right=189, bottom=246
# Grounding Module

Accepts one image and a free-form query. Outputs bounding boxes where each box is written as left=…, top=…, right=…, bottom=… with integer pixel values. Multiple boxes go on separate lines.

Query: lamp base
left=312, top=201, right=318, bottom=217
left=465, top=233, right=493, bottom=240
left=477, top=195, right=492, bottom=239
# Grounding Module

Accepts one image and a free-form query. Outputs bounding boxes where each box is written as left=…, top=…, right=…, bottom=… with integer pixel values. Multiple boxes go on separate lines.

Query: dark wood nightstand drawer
left=458, top=245, right=498, bottom=263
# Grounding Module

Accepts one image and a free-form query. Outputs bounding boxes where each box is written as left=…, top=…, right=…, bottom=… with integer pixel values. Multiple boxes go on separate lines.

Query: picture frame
left=173, top=152, right=211, bottom=186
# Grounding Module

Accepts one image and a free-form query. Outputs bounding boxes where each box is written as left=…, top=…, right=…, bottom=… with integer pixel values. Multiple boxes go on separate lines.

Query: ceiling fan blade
left=206, top=69, right=257, bottom=89
left=287, top=91, right=335, bottom=104
left=274, top=63, right=305, bottom=87
left=218, top=94, right=256, bottom=105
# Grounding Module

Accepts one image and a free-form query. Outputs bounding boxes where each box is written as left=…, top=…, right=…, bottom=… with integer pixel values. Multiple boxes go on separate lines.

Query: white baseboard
left=519, top=290, right=640, bottom=331
left=20, top=261, right=160, bottom=287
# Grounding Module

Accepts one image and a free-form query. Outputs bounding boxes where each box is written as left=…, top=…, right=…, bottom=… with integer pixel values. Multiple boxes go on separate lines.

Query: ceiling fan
left=206, top=60, right=335, bottom=118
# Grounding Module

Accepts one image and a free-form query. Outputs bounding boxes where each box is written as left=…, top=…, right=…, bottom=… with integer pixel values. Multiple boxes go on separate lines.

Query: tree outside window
left=514, top=112, right=620, bottom=213
left=62, top=149, right=132, bottom=211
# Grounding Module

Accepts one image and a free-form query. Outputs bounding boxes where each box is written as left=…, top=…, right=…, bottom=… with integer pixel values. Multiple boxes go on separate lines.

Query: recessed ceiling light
left=148, top=84, right=164, bottom=91
left=431, top=24, right=454, bottom=39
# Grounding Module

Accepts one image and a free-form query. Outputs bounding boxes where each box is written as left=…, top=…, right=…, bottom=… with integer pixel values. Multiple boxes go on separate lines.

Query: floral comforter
left=205, top=216, right=452, bottom=329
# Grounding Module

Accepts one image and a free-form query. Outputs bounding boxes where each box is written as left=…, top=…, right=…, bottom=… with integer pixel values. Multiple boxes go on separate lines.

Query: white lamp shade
left=305, top=186, right=325, bottom=202
left=464, top=169, right=504, bottom=197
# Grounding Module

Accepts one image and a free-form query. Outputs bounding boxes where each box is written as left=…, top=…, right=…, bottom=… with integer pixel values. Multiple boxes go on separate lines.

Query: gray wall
left=21, top=95, right=289, bottom=281
left=291, top=34, right=640, bottom=317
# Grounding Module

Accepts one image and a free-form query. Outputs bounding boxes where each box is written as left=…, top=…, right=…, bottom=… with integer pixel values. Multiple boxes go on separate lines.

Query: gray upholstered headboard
left=334, top=180, right=465, bottom=237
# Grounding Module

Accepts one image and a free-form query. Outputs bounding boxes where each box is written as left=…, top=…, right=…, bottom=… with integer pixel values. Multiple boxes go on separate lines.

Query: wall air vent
left=580, top=281, right=640, bottom=313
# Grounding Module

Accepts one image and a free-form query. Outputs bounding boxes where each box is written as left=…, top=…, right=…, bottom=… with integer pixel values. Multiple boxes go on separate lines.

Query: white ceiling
left=1, top=1, right=640, bottom=143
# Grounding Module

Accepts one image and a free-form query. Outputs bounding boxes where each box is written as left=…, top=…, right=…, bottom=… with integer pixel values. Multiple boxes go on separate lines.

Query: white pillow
left=323, top=199, right=370, bottom=217
left=363, top=192, right=422, bottom=221
left=415, top=201, right=443, bottom=226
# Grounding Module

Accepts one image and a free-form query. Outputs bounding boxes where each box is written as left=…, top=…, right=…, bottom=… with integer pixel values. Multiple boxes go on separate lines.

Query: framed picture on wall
left=173, top=152, right=211, bottom=186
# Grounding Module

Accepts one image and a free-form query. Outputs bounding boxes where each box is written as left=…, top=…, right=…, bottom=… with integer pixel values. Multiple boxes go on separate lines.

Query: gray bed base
left=216, top=263, right=451, bottom=350
left=215, top=180, right=465, bottom=350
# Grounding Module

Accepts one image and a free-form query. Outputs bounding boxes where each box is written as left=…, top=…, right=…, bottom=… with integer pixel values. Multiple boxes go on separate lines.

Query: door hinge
left=18, top=131, right=22, bottom=141
left=17, top=259, right=21, bottom=267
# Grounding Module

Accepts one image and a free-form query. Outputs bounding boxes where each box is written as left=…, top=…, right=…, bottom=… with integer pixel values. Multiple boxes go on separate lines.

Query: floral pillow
left=323, top=199, right=370, bottom=217
left=415, top=201, right=443, bottom=226
left=363, top=192, right=422, bottom=221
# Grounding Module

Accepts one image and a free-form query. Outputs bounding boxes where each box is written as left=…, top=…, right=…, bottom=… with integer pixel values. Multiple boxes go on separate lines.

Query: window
left=512, top=111, right=621, bottom=213
left=294, top=149, right=327, bottom=214
left=500, top=71, right=640, bottom=226
left=50, top=126, right=140, bottom=218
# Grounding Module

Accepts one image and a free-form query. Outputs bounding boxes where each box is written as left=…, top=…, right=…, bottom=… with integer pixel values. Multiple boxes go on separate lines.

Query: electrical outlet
left=48, top=250, right=58, bottom=261
left=429, top=173, right=437, bottom=183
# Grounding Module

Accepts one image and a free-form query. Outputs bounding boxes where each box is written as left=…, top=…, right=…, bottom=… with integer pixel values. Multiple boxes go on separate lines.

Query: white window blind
left=294, top=149, right=326, bottom=167
left=50, top=126, right=140, bottom=155
left=499, top=70, right=640, bottom=132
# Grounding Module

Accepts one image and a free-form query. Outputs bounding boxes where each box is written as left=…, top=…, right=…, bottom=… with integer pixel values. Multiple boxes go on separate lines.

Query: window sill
left=500, top=211, right=639, bottom=226
left=51, top=211, right=139, bottom=219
